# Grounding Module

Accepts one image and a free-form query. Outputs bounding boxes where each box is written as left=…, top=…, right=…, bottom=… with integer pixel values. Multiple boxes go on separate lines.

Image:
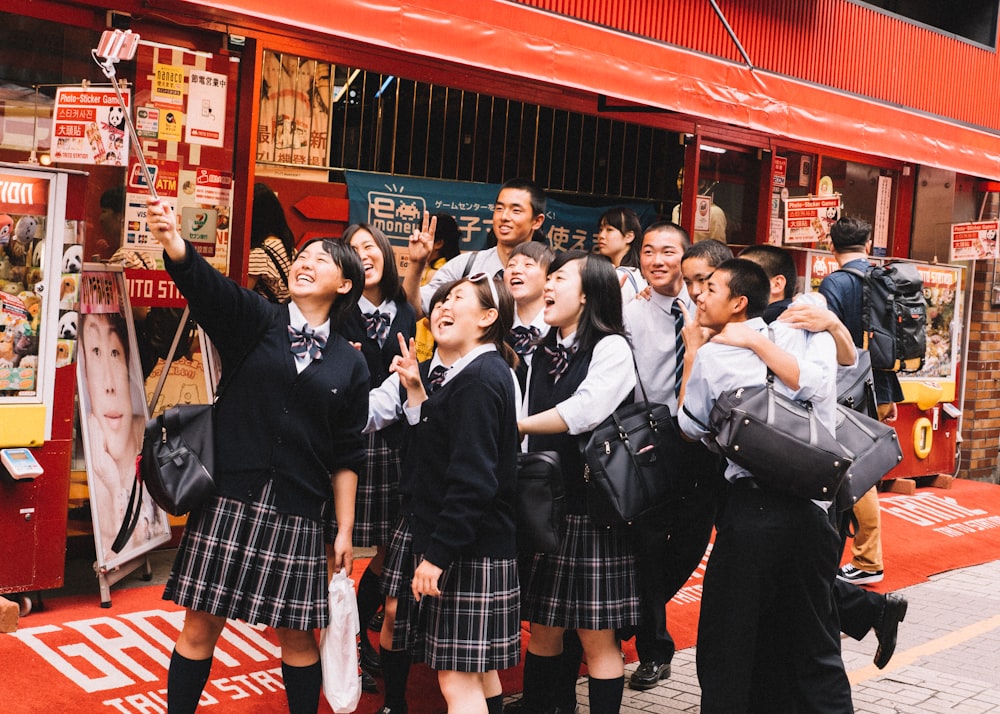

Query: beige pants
left=848, top=402, right=893, bottom=572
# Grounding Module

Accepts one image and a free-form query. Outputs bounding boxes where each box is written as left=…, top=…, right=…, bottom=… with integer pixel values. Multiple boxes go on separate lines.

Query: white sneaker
left=837, top=564, right=884, bottom=584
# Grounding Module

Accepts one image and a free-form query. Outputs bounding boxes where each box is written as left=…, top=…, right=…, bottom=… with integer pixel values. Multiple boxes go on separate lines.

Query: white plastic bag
left=320, top=569, right=362, bottom=713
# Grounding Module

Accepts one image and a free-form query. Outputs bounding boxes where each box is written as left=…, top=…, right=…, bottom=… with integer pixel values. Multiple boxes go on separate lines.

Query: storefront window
left=775, top=150, right=899, bottom=255
left=673, top=145, right=761, bottom=245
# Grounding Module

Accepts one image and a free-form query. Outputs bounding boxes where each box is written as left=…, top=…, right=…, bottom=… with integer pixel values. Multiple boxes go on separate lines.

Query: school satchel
left=516, top=451, right=566, bottom=554
left=836, top=348, right=878, bottom=419
left=706, top=375, right=851, bottom=501
left=140, top=404, right=216, bottom=516
left=581, top=364, right=682, bottom=526
left=833, top=404, right=903, bottom=511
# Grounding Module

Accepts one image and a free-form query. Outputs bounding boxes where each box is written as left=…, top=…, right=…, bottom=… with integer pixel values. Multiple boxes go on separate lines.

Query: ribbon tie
left=509, top=325, right=541, bottom=356
left=427, top=364, right=449, bottom=393
left=364, top=311, right=391, bottom=344
left=543, top=343, right=577, bottom=378
left=288, top=323, right=327, bottom=361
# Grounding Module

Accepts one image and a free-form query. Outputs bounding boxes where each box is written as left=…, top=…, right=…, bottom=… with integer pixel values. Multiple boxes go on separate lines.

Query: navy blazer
left=165, top=244, right=370, bottom=521
left=406, top=351, right=519, bottom=569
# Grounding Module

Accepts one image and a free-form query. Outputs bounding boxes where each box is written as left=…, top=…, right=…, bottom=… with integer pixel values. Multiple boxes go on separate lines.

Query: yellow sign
left=152, top=63, right=185, bottom=106
left=158, top=108, right=183, bottom=142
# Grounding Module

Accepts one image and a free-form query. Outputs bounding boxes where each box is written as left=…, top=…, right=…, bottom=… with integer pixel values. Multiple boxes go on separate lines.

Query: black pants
left=832, top=510, right=884, bottom=640
left=629, top=441, right=723, bottom=664
left=697, top=480, right=853, bottom=714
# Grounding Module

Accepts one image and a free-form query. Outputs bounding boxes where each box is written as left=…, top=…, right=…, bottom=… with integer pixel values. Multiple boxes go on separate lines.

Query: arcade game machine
left=801, top=249, right=965, bottom=491
left=0, top=162, right=86, bottom=613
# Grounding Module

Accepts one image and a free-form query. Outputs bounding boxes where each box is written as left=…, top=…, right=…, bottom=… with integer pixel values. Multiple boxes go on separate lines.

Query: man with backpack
left=819, top=217, right=911, bottom=585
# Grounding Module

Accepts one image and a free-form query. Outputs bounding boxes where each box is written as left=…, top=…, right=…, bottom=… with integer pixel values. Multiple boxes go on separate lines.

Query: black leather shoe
left=361, top=669, right=379, bottom=693
left=874, top=593, right=908, bottom=669
left=629, top=659, right=671, bottom=690
left=376, top=706, right=406, bottom=714
left=360, top=636, right=382, bottom=675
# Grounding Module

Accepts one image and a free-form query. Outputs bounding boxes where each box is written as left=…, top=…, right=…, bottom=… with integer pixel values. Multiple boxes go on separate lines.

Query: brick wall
left=960, top=259, right=1000, bottom=483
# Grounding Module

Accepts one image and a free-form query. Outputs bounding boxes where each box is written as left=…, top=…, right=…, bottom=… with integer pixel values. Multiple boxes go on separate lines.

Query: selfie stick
left=91, top=29, right=158, bottom=201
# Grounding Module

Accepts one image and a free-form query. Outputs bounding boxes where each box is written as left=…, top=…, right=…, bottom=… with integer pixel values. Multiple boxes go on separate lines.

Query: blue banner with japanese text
left=344, top=170, right=656, bottom=254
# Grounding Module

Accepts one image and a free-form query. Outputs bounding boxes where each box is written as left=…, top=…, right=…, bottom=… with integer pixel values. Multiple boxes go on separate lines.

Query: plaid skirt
left=402, top=555, right=521, bottom=673
left=381, top=516, right=417, bottom=650
left=353, top=431, right=402, bottom=547
left=163, top=480, right=329, bottom=631
left=523, top=514, right=640, bottom=631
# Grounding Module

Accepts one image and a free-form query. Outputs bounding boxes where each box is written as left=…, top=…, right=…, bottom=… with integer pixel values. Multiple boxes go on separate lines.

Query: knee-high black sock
left=167, top=649, right=213, bottom=714
left=357, top=567, right=384, bottom=625
left=282, top=660, right=322, bottom=714
left=521, top=652, right=560, bottom=711
left=486, top=693, right=503, bottom=714
left=587, top=676, right=624, bottom=714
left=380, top=647, right=411, bottom=711
left=556, top=631, right=584, bottom=708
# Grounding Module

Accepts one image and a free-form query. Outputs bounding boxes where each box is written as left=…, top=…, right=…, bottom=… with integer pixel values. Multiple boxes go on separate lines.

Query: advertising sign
left=950, top=221, right=999, bottom=262
left=77, top=268, right=171, bottom=570
left=783, top=194, right=841, bottom=245
left=344, top=170, right=657, bottom=258
left=51, top=88, right=129, bottom=166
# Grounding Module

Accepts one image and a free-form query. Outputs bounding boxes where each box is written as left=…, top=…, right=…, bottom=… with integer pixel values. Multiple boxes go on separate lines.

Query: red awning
left=175, top=0, right=1000, bottom=179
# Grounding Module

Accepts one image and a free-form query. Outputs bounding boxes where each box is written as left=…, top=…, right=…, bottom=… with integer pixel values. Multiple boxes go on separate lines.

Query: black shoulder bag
left=581, top=356, right=683, bottom=526
left=112, top=309, right=261, bottom=550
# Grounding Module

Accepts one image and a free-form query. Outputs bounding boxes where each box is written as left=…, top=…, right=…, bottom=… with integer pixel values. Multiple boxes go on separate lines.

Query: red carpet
left=3, top=478, right=1000, bottom=713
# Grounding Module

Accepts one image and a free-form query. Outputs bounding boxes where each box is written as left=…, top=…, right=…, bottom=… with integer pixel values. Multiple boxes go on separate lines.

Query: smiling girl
left=393, top=273, right=521, bottom=714
left=338, top=223, right=418, bottom=679
left=595, top=206, right=647, bottom=304
left=145, top=198, right=369, bottom=714
left=504, top=241, right=553, bottom=389
left=517, top=250, right=639, bottom=714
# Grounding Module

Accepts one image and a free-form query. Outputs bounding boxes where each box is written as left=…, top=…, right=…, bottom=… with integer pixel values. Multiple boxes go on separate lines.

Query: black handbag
left=833, top=404, right=903, bottom=511
left=516, top=451, right=565, bottom=553
left=140, top=404, right=216, bottom=516
left=836, top=348, right=878, bottom=418
left=112, top=309, right=260, bottom=550
left=706, top=375, right=851, bottom=501
left=581, top=362, right=683, bottom=526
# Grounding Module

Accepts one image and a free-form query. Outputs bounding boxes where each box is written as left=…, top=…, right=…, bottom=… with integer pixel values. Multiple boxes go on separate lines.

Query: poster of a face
left=77, top=269, right=170, bottom=569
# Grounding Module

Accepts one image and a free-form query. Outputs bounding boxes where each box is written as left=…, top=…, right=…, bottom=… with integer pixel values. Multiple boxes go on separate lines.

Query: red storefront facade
left=3, top=0, right=1000, bottom=593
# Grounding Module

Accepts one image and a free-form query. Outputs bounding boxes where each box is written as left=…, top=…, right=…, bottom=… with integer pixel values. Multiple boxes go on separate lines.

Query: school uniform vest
left=527, top=332, right=595, bottom=515
left=339, top=297, right=417, bottom=447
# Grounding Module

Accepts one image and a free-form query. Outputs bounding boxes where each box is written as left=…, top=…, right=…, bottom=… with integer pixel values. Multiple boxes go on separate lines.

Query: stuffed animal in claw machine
left=0, top=214, right=13, bottom=248
left=15, top=216, right=43, bottom=268
left=0, top=214, right=15, bottom=271
left=12, top=320, right=38, bottom=366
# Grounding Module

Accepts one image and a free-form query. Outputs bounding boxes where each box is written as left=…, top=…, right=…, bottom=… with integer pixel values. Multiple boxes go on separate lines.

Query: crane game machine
left=803, top=250, right=965, bottom=491
left=0, top=163, right=87, bottom=611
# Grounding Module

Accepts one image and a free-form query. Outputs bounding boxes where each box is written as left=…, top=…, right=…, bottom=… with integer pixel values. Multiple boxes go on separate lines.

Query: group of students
left=142, top=177, right=904, bottom=714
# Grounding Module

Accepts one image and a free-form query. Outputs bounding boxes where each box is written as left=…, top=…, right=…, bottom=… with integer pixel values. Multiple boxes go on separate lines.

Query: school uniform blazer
left=165, top=243, right=370, bottom=521
left=406, top=351, right=519, bottom=570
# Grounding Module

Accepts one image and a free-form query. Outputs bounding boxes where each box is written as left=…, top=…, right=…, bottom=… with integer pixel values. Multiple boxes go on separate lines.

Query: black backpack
left=843, top=262, right=927, bottom=373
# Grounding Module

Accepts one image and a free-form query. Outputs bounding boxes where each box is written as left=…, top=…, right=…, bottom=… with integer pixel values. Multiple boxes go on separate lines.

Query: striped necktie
left=671, top=299, right=685, bottom=398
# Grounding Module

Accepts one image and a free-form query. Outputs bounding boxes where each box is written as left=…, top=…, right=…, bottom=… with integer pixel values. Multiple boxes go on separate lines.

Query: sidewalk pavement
left=573, top=559, right=1000, bottom=712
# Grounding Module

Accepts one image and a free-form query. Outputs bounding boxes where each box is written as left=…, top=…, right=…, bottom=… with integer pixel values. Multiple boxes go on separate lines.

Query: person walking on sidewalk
left=819, top=217, right=901, bottom=586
